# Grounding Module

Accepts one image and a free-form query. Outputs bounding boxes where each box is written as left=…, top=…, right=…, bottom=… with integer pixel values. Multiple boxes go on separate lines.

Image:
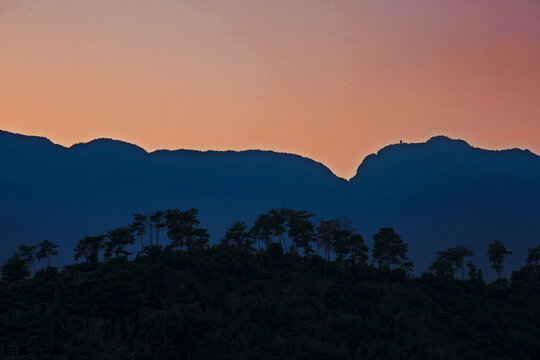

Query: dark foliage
left=1, top=209, right=539, bottom=359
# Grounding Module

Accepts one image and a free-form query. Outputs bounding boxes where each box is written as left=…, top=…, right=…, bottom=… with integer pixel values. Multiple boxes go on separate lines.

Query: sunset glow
left=1, top=0, right=539, bottom=178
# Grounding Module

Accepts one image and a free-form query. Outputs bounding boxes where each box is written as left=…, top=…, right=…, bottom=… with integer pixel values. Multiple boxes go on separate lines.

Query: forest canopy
left=1, top=208, right=540, bottom=359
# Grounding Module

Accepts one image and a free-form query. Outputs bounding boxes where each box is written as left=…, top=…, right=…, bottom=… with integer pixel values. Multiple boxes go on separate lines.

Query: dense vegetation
left=1, top=208, right=540, bottom=359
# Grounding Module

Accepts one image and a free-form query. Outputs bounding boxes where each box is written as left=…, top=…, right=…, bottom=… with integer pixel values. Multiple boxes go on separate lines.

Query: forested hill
left=1, top=220, right=540, bottom=359
left=1, top=129, right=539, bottom=276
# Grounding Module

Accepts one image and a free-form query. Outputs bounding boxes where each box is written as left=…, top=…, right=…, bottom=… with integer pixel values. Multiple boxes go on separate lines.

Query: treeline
left=1, top=208, right=540, bottom=359
left=3, top=208, right=539, bottom=282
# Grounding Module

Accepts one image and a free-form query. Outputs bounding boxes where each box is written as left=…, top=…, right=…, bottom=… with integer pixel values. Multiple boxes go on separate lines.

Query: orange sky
left=1, top=0, right=539, bottom=178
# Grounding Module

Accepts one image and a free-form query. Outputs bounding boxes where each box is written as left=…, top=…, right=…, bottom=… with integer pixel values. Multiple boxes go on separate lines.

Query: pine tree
left=36, top=239, right=59, bottom=267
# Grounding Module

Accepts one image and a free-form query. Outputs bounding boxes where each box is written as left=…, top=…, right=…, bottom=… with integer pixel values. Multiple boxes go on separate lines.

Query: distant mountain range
left=1, top=129, right=539, bottom=278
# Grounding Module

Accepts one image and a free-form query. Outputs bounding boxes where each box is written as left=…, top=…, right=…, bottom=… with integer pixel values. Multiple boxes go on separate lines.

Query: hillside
left=1, top=244, right=539, bottom=359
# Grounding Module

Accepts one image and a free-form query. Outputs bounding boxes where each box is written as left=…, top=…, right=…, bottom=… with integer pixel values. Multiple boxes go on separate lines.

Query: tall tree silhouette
left=432, top=249, right=458, bottom=279
left=372, top=228, right=413, bottom=271
left=165, top=209, right=208, bottom=252
left=150, top=210, right=166, bottom=246
left=131, top=214, right=147, bottom=252
left=429, top=258, right=454, bottom=279
left=182, top=209, right=209, bottom=252
left=467, top=261, right=483, bottom=283
left=431, top=246, right=474, bottom=280
left=347, top=234, right=369, bottom=266
left=333, top=229, right=352, bottom=265
left=487, top=241, right=512, bottom=280
left=221, top=221, right=254, bottom=253
left=286, top=210, right=315, bottom=255
left=317, top=219, right=340, bottom=262
left=166, top=209, right=183, bottom=252
left=74, top=235, right=106, bottom=264
left=317, top=219, right=340, bottom=277
left=17, top=244, right=37, bottom=274
left=105, top=227, right=135, bottom=260
left=36, top=239, right=59, bottom=267
left=251, top=213, right=273, bottom=252
left=146, top=216, right=154, bottom=246
left=453, top=246, right=475, bottom=280
left=269, top=208, right=287, bottom=251
left=186, top=227, right=210, bottom=252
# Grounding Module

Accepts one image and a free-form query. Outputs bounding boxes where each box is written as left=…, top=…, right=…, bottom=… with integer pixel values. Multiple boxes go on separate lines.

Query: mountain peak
left=426, top=135, right=471, bottom=147
left=69, top=138, right=147, bottom=154
left=350, top=135, right=539, bottom=182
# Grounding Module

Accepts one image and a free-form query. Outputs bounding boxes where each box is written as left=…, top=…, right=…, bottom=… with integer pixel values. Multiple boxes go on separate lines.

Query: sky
left=1, top=0, right=539, bottom=179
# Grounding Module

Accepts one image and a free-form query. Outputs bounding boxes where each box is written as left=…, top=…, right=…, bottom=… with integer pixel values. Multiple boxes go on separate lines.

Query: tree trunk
left=324, top=247, right=329, bottom=279
left=280, top=234, right=286, bottom=253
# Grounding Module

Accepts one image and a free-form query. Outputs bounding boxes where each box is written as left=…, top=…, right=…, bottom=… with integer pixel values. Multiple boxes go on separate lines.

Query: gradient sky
left=1, top=0, right=539, bottom=178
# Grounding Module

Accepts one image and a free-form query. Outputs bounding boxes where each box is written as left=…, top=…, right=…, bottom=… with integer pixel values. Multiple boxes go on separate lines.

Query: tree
left=431, top=246, right=474, bottom=280
left=1, top=253, right=30, bottom=281
left=317, top=219, right=340, bottom=278
left=150, top=210, right=166, bottom=246
left=429, top=258, right=454, bottom=279
left=371, top=228, right=413, bottom=271
left=453, top=246, right=475, bottom=280
left=316, top=220, right=333, bottom=258
left=186, top=227, right=210, bottom=252
left=74, top=235, right=106, bottom=264
left=146, top=216, right=154, bottom=246
left=221, top=221, right=254, bottom=252
left=17, top=244, right=37, bottom=274
left=269, top=208, right=287, bottom=251
left=105, top=227, right=136, bottom=260
left=286, top=210, right=315, bottom=255
left=165, top=209, right=208, bottom=252
left=526, top=245, right=540, bottom=265
left=331, top=219, right=369, bottom=267
left=36, top=239, right=59, bottom=267
left=467, top=261, right=483, bottom=283
left=166, top=209, right=183, bottom=252
left=487, top=241, right=512, bottom=280
left=131, top=214, right=147, bottom=252
left=347, top=234, right=369, bottom=266
left=182, top=209, right=209, bottom=252
left=251, top=213, right=274, bottom=252
left=333, top=229, right=352, bottom=265
left=317, top=219, right=340, bottom=264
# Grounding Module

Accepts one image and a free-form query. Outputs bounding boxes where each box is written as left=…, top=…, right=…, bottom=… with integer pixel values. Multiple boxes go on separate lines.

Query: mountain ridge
left=1, top=129, right=344, bottom=181
left=3, top=129, right=538, bottom=181
left=353, top=135, right=538, bottom=177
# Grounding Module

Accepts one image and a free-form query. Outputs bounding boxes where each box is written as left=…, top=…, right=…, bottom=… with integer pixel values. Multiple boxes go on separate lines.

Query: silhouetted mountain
left=346, top=136, right=540, bottom=276
left=1, top=129, right=539, bottom=278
